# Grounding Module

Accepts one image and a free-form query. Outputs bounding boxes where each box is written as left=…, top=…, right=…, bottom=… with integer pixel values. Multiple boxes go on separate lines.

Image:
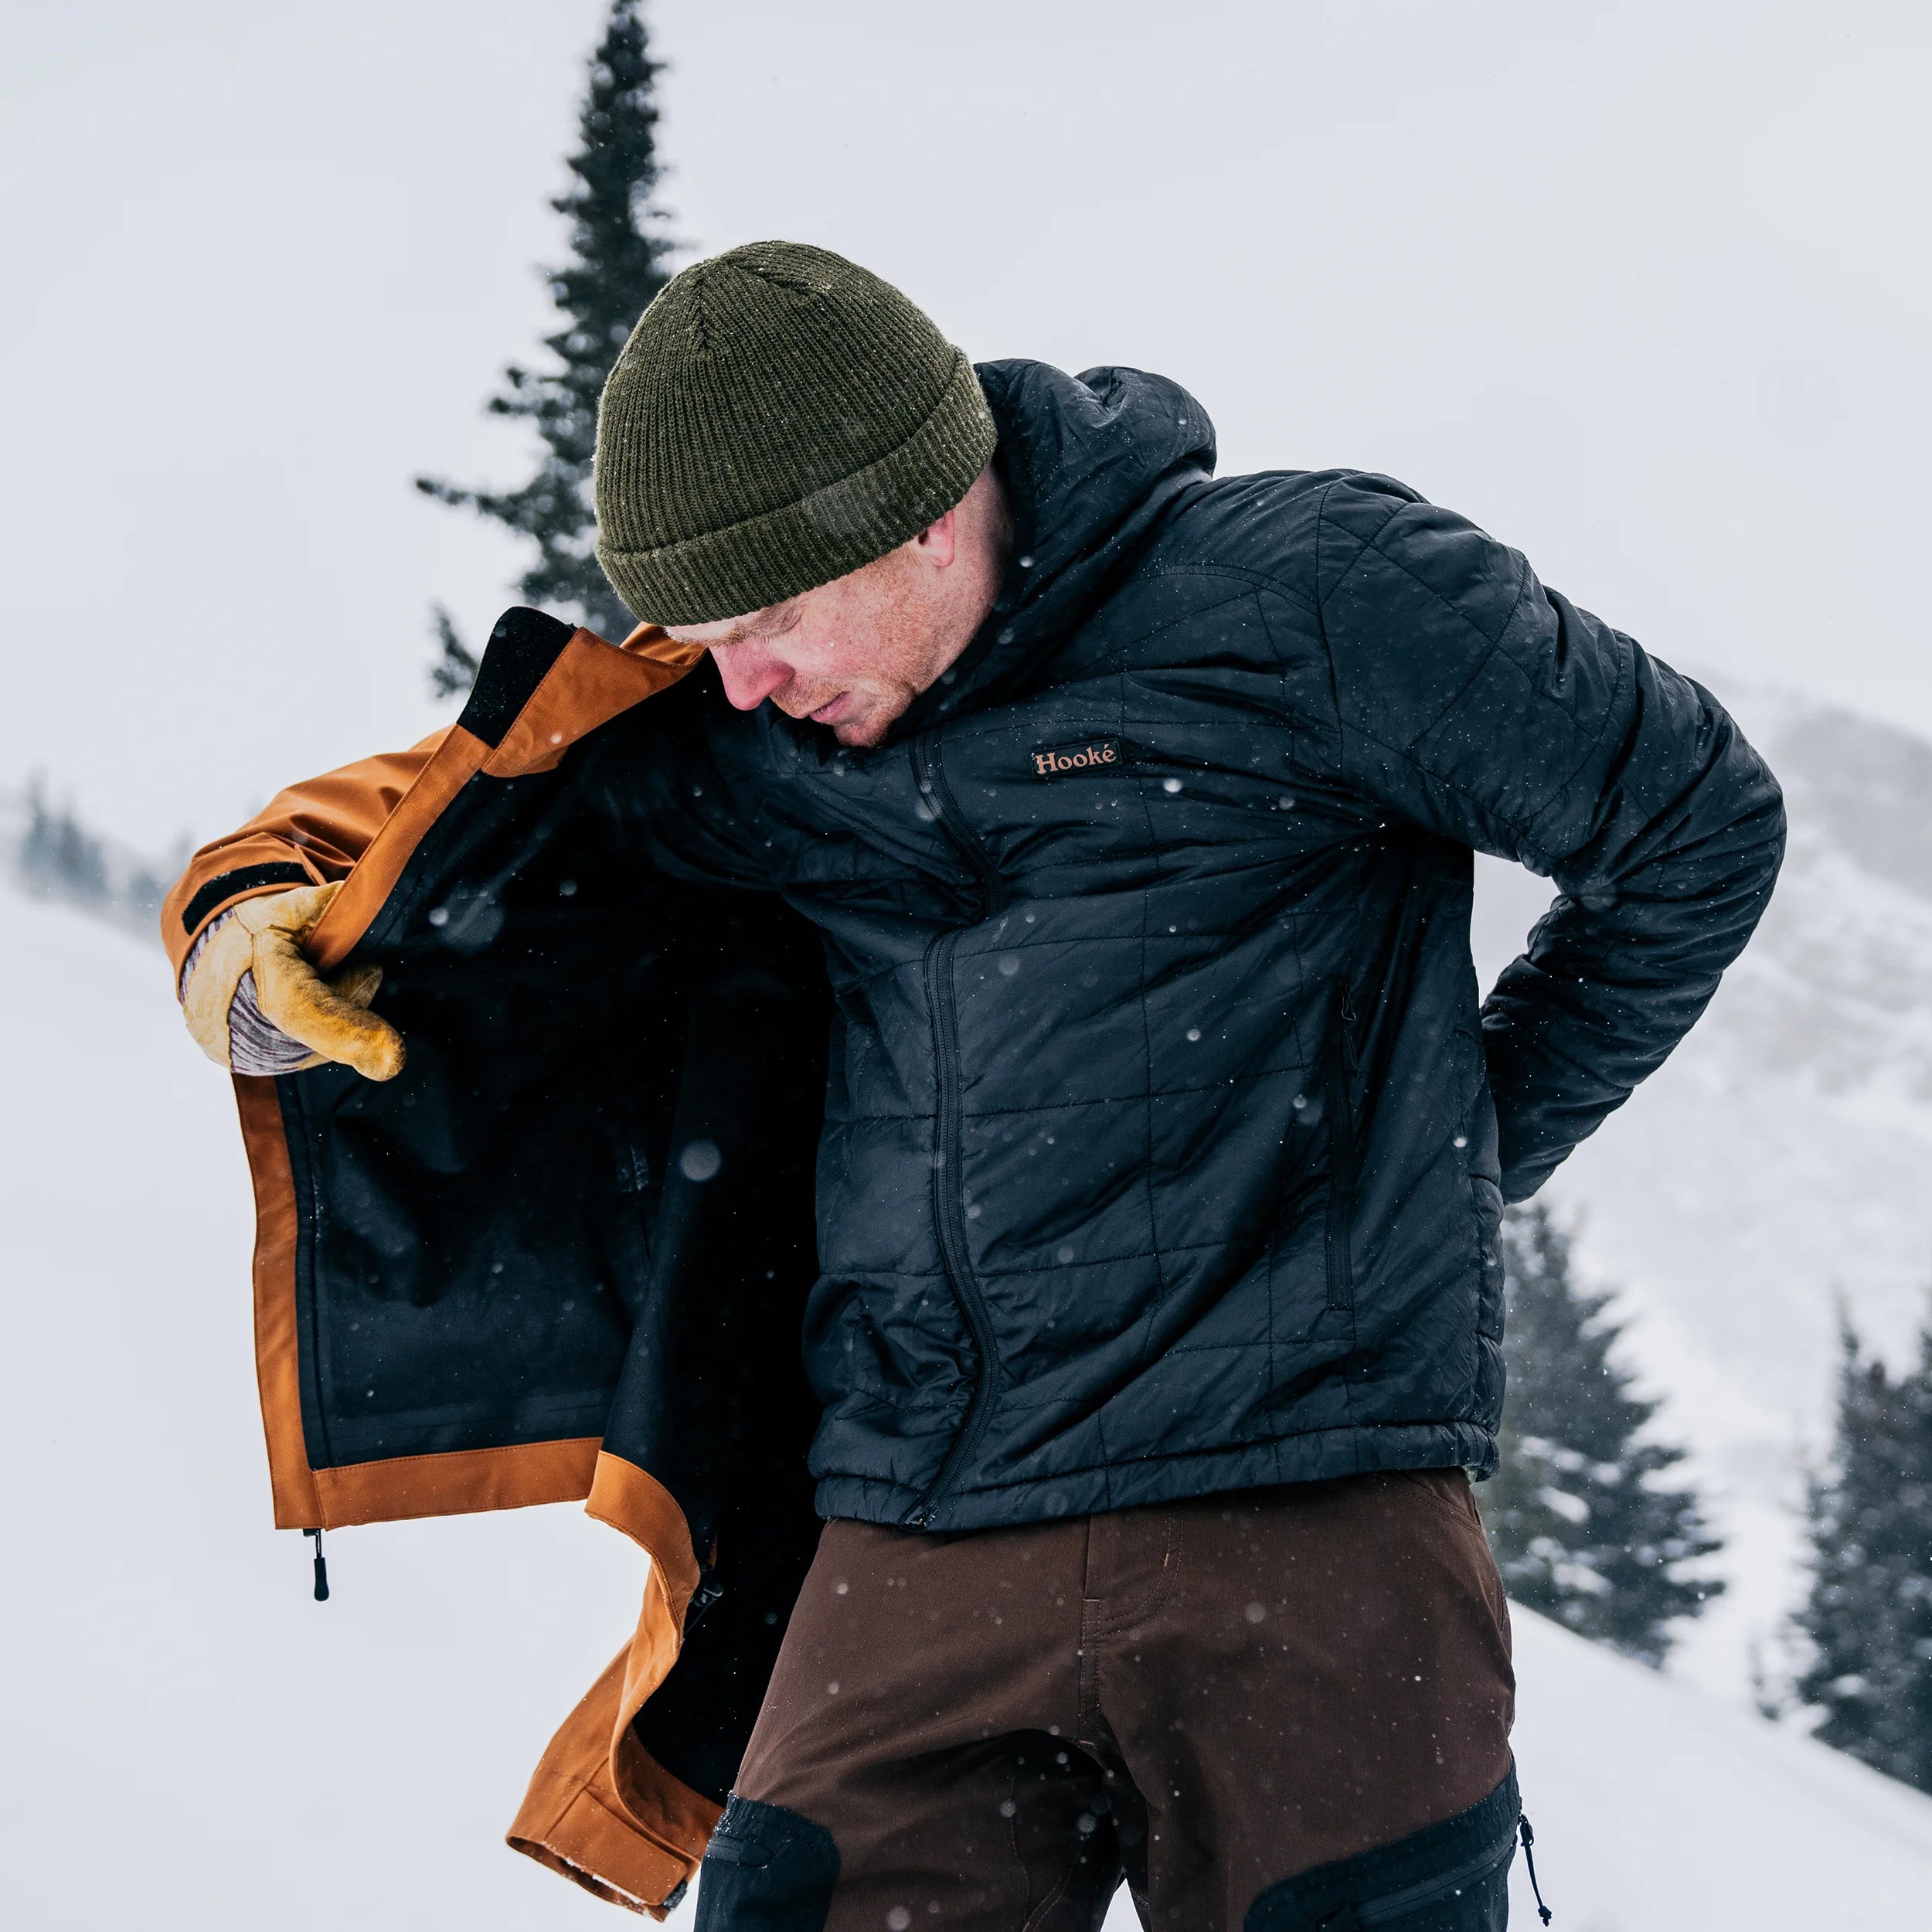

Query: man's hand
left=182, top=881, right=405, bottom=1081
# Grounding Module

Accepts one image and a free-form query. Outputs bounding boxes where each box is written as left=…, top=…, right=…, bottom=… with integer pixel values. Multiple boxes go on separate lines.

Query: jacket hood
left=892, top=359, right=1216, bottom=736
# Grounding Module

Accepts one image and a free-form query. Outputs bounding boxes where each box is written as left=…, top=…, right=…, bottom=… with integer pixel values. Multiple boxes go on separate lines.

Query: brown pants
left=697, top=1472, right=1515, bottom=1930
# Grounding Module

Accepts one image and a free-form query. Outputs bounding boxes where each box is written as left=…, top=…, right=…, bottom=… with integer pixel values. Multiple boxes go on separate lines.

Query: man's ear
left=911, top=506, right=959, bottom=568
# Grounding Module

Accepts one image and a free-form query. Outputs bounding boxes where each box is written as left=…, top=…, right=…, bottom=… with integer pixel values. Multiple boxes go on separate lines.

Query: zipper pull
left=304, top=1527, right=331, bottom=1603
left=1518, top=1813, right=1553, bottom=1924
left=1335, top=980, right=1362, bottom=1083
left=686, top=1570, right=725, bottom=1631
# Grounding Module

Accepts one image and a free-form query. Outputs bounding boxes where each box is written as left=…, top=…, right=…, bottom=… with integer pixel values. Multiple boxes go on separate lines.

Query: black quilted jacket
left=585, top=359, right=1785, bottom=1532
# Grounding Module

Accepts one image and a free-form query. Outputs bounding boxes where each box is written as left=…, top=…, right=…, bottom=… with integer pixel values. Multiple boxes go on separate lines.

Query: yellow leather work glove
left=181, top=880, right=406, bottom=1080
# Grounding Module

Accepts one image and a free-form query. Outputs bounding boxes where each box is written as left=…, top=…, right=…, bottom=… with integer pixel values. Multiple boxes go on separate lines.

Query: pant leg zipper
left=1334, top=1823, right=1519, bottom=1926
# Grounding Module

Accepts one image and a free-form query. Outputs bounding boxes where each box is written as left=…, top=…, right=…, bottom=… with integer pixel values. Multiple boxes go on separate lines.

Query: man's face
left=667, top=549, right=950, bottom=748
left=663, top=478, right=1006, bottom=749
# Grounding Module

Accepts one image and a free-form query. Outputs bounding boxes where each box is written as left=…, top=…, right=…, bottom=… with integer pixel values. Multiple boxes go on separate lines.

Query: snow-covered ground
left=0, top=888, right=645, bottom=1929
left=9, top=697, right=1932, bottom=1923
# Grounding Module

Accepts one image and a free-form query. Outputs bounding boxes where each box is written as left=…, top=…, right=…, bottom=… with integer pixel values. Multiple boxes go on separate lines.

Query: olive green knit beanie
left=594, top=240, right=998, bottom=627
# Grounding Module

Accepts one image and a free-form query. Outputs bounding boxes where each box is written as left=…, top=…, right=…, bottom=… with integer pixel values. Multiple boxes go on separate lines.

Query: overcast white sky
left=3, top=0, right=1926, bottom=854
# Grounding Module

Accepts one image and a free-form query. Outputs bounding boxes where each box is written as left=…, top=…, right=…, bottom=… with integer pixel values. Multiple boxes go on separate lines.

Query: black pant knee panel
left=1243, top=1768, right=1520, bottom=1930
left=693, top=1794, right=840, bottom=1931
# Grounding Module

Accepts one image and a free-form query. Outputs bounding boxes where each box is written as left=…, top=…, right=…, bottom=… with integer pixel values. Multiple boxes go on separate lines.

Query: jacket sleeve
left=1313, top=474, right=1785, bottom=1201
left=158, top=730, right=451, bottom=984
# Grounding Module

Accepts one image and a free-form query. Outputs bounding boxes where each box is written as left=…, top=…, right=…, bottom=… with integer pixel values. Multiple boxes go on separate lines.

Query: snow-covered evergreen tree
left=426, top=604, right=481, bottom=701
left=11, top=777, right=174, bottom=941
left=1796, top=1310, right=1932, bottom=1792
left=1483, top=1202, right=1723, bottom=1665
left=418, top=0, right=677, bottom=687
left=19, top=778, right=110, bottom=906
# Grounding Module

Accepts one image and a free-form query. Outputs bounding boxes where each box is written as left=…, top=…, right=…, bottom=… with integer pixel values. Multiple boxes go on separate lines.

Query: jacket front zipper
left=1325, top=981, right=1360, bottom=1314
left=905, top=738, right=1005, bottom=1526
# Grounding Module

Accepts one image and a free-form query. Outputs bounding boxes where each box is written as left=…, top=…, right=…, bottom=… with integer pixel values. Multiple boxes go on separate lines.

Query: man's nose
left=711, top=643, right=790, bottom=711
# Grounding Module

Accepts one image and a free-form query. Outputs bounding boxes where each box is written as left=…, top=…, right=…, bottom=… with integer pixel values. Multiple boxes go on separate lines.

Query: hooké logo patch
left=1030, top=737, right=1124, bottom=779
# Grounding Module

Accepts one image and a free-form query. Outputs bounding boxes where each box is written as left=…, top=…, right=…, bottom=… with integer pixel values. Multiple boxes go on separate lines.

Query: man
left=172, top=243, right=1783, bottom=1928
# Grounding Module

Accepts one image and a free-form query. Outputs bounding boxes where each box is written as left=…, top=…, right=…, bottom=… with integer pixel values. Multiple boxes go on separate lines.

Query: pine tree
left=1796, top=1310, right=1932, bottom=1792
left=1483, top=1202, right=1723, bottom=1665
left=12, top=775, right=177, bottom=943
left=417, top=0, right=676, bottom=687
left=426, top=604, right=481, bottom=701
left=18, top=777, right=110, bottom=908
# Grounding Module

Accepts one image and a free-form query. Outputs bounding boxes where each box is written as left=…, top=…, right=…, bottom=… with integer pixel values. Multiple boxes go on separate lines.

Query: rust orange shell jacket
left=163, top=610, right=831, bottom=1917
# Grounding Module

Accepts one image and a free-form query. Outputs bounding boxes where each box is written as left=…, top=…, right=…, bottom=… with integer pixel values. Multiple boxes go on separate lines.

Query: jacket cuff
left=505, top=1645, right=718, bottom=1920
left=164, top=859, right=322, bottom=981
left=507, top=1774, right=700, bottom=1919
left=178, top=862, right=316, bottom=940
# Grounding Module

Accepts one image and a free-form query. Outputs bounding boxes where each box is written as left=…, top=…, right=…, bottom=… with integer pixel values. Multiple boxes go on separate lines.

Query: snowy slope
left=1501, top=1610, right=1932, bottom=1930
left=0, top=889, right=647, bottom=1930
left=1471, top=677, right=1932, bottom=1696
left=8, top=763, right=1932, bottom=1926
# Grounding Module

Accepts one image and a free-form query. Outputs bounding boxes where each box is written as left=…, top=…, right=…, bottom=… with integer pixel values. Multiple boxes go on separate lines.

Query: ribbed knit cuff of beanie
left=594, top=240, right=998, bottom=628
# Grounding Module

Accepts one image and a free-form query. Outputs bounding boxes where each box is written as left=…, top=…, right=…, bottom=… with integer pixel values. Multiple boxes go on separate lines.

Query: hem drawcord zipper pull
left=304, top=1527, right=330, bottom=1603
left=1519, top=1813, right=1552, bottom=1924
